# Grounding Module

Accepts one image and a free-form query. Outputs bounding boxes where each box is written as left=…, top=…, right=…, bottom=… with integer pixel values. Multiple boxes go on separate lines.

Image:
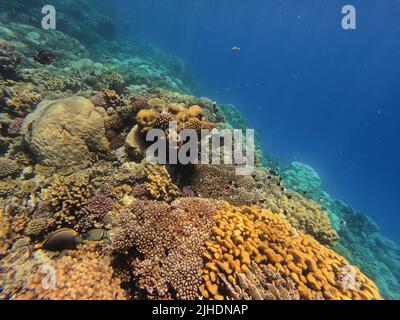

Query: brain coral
left=22, top=96, right=110, bottom=168
left=200, top=204, right=381, bottom=300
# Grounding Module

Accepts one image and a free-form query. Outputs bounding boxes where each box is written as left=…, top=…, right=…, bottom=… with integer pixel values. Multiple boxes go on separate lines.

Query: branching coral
left=43, top=172, right=91, bottom=226
left=0, top=157, right=19, bottom=177
left=217, top=262, right=301, bottom=300
left=110, top=198, right=225, bottom=299
left=144, top=164, right=180, bottom=202
left=85, top=193, right=114, bottom=219
left=178, top=117, right=215, bottom=134
left=200, top=204, right=382, bottom=300
left=0, top=198, right=30, bottom=257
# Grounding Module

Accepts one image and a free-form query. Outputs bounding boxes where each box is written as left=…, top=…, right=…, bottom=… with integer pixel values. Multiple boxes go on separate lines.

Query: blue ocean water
left=99, top=0, right=400, bottom=245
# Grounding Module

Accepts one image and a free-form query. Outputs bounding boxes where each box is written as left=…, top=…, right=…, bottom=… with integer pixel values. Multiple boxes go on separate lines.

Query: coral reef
left=43, top=172, right=91, bottom=227
left=0, top=39, right=21, bottom=80
left=0, top=2, right=397, bottom=301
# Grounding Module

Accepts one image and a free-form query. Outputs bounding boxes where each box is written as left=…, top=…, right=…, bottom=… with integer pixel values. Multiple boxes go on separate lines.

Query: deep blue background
left=101, top=0, right=400, bottom=243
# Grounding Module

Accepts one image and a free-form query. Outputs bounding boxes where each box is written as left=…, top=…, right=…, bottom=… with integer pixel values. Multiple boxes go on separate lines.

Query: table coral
left=200, top=204, right=382, bottom=300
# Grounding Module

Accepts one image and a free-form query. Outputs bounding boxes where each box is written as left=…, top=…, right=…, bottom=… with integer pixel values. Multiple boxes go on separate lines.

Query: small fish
left=34, top=228, right=80, bottom=252
left=82, top=229, right=109, bottom=241
left=340, top=220, right=347, bottom=226
left=33, top=50, right=56, bottom=65
left=231, top=47, right=241, bottom=53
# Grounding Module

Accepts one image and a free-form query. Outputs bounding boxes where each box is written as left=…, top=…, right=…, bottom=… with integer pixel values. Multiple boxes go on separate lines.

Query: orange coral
left=200, top=204, right=382, bottom=300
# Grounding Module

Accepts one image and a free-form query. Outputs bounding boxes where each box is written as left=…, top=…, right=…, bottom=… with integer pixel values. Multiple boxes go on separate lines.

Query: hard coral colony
left=0, top=0, right=398, bottom=302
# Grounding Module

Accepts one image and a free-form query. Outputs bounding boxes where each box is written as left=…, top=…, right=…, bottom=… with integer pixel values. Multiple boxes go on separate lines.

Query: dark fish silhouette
left=33, top=50, right=56, bottom=65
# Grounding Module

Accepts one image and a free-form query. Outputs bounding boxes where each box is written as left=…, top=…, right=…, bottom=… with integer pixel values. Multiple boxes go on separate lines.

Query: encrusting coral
left=199, top=204, right=382, bottom=300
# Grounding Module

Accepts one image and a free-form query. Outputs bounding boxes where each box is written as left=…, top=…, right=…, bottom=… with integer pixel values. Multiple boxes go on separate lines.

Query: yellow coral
left=200, top=204, right=382, bottom=300
left=144, top=164, right=180, bottom=202
left=137, top=109, right=159, bottom=133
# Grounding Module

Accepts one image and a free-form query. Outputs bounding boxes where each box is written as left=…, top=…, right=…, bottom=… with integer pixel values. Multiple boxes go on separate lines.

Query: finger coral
left=200, top=204, right=382, bottom=300
left=144, top=164, right=180, bottom=202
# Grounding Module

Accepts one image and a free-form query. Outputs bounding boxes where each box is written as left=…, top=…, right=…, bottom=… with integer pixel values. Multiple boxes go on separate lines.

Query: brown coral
left=217, top=262, right=301, bottom=300
left=187, top=165, right=261, bottom=206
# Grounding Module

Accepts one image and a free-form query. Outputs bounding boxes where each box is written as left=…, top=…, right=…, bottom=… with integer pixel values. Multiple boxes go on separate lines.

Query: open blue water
left=97, top=0, right=400, bottom=244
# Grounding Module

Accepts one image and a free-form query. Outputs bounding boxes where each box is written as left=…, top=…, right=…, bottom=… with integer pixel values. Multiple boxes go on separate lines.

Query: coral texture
left=18, top=246, right=126, bottom=300
left=22, top=96, right=110, bottom=168
left=144, top=164, right=180, bottom=202
left=200, top=204, right=382, bottom=300
left=110, top=198, right=224, bottom=299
